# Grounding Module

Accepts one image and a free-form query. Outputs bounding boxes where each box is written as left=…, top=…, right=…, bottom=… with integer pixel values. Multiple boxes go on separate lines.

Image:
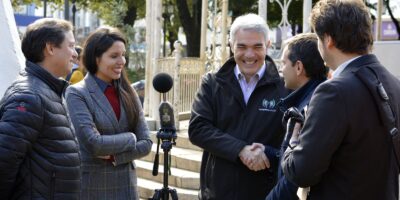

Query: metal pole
left=258, top=0, right=267, bottom=22
left=221, top=0, right=229, bottom=63
left=200, top=0, right=208, bottom=60
left=43, top=0, right=47, bottom=17
left=144, top=0, right=152, bottom=115
left=376, top=0, right=383, bottom=41
left=151, top=0, right=162, bottom=122
left=303, top=0, right=312, bottom=33
left=72, top=0, right=76, bottom=27
left=64, top=0, right=70, bottom=21
left=163, top=16, right=166, bottom=57
left=173, top=41, right=182, bottom=130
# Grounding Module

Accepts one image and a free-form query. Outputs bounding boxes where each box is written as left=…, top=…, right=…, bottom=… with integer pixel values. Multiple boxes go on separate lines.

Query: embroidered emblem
left=259, top=99, right=277, bottom=112
left=16, top=102, right=26, bottom=112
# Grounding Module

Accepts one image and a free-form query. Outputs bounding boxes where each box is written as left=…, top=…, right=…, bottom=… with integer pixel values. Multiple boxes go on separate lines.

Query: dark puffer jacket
left=0, top=61, right=81, bottom=199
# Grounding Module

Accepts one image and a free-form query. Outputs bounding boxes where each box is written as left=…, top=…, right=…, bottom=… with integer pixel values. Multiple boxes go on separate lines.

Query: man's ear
left=44, top=43, right=55, bottom=56
left=229, top=43, right=233, bottom=53
left=265, top=40, right=271, bottom=48
left=295, top=60, right=305, bottom=76
left=325, top=34, right=335, bottom=49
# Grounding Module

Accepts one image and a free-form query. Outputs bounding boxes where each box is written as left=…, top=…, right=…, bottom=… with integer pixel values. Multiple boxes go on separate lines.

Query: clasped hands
left=239, top=143, right=270, bottom=171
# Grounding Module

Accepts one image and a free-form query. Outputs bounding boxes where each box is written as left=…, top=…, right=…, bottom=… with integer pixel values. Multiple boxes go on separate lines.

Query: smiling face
left=51, top=31, right=77, bottom=77
left=95, top=41, right=126, bottom=83
left=231, top=29, right=268, bottom=81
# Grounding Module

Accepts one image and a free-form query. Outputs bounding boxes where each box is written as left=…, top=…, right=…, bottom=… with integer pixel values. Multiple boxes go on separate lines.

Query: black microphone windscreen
left=153, top=73, right=173, bottom=93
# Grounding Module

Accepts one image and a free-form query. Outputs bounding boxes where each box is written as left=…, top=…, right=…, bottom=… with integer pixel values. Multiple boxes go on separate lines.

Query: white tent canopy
left=0, top=0, right=25, bottom=98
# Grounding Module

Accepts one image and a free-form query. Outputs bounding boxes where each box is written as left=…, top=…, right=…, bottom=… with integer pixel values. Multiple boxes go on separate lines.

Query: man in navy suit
left=282, top=0, right=400, bottom=199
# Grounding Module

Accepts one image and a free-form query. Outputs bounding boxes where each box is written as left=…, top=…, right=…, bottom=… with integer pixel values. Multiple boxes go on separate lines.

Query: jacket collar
left=340, top=54, right=380, bottom=76
left=214, top=55, right=281, bottom=108
left=277, top=78, right=325, bottom=112
left=84, top=73, right=120, bottom=127
left=24, top=61, right=69, bottom=97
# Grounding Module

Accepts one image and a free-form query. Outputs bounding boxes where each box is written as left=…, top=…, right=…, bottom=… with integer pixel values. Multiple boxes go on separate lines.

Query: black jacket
left=0, top=61, right=81, bottom=199
left=283, top=54, right=400, bottom=200
left=189, top=56, right=289, bottom=200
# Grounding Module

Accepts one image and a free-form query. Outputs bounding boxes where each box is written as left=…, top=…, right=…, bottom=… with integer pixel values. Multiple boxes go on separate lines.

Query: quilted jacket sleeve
left=0, top=92, right=44, bottom=197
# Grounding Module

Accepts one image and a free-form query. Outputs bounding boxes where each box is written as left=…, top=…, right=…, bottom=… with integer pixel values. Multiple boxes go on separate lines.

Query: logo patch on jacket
left=16, top=102, right=26, bottom=112
left=259, top=99, right=277, bottom=112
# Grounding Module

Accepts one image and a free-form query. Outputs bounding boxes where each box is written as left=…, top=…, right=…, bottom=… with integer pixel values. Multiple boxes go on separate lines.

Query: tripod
left=149, top=128, right=178, bottom=200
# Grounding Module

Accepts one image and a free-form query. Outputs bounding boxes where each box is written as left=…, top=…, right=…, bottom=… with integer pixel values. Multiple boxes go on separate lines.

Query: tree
left=12, top=0, right=146, bottom=80
left=12, top=0, right=145, bottom=43
left=175, top=0, right=202, bottom=57
left=363, top=0, right=399, bottom=40
left=384, top=0, right=400, bottom=40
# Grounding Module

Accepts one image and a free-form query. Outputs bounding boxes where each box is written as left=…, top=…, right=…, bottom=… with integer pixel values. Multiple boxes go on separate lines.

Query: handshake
left=239, top=143, right=270, bottom=172
left=238, top=107, right=305, bottom=171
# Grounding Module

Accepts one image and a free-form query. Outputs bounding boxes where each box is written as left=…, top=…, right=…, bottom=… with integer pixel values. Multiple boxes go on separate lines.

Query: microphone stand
left=150, top=93, right=178, bottom=200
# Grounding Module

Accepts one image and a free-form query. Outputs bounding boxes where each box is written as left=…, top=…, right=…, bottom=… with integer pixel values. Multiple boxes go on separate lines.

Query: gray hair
left=229, top=13, right=270, bottom=44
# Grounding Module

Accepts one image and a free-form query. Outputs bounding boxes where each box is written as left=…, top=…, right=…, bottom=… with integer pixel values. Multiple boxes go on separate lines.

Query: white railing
left=156, top=57, right=206, bottom=116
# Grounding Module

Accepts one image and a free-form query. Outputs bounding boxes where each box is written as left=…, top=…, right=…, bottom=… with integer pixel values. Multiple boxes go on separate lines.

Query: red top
left=104, top=86, right=120, bottom=120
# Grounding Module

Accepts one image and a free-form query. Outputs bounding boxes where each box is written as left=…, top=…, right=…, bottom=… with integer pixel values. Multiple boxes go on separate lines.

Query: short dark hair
left=21, top=18, right=73, bottom=63
left=285, top=33, right=328, bottom=79
left=310, top=0, right=373, bottom=55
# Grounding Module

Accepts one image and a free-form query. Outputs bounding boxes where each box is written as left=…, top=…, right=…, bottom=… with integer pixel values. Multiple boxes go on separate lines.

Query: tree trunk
left=384, top=0, right=400, bottom=40
left=176, top=0, right=201, bottom=57
left=123, top=3, right=137, bottom=26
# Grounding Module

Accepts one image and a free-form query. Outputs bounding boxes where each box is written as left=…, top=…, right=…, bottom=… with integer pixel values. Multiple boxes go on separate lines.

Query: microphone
left=152, top=73, right=176, bottom=176
left=152, top=72, right=176, bottom=130
left=153, top=72, right=173, bottom=93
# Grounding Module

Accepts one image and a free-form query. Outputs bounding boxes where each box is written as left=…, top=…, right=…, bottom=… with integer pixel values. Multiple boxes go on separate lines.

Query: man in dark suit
left=282, top=0, right=400, bottom=199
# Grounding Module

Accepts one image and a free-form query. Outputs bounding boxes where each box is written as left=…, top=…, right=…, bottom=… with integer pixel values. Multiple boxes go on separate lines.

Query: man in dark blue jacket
left=266, top=33, right=328, bottom=200
left=189, top=13, right=288, bottom=200
left=0, top=18, right=81, bottom=199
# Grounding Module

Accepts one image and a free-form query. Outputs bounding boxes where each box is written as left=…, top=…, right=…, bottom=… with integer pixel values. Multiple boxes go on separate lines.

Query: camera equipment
left=149, top=73, right=178, bottom=200
left=283, top=107, right=304, bottom=125
left=283, top=107, right=305, bottom=148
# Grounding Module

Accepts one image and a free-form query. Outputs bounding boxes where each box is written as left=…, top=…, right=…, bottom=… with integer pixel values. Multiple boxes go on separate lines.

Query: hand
left=239, top=145, right=254, bottom=166
left=239, top=143, right=270, bottom=171
left=249, top=146, right=270, bottom=171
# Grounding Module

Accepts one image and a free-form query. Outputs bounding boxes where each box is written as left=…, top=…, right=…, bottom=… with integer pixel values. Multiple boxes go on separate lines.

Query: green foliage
left=126, top=68, right=145, bottom=84
left=91, top=0, right=128, bottom=27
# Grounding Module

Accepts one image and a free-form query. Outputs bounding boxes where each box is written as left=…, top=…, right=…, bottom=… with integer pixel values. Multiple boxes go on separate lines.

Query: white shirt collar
left=332, top=56, right=361, bottom=78
left=234, top=62, right=266, bottom=81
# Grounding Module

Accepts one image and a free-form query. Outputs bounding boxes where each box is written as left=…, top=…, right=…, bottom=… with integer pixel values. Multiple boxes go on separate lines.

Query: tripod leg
left=150, top=189, right=161, bottom=200
left=169, top=188, right=178, bottom=200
